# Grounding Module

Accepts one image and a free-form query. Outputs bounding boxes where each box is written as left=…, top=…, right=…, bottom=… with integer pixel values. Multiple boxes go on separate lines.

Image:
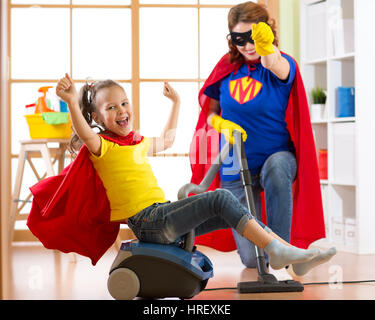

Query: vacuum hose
left=177, top=134, right=233, bottom=252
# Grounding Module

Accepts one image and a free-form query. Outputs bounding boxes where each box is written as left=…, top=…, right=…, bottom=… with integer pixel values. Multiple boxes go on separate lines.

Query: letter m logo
left=229, top=77, right=262, bottom=104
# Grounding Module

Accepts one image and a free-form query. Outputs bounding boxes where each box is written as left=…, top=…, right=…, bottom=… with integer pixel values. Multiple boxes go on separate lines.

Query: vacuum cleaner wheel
left=107, top=268, right=140, bottom=300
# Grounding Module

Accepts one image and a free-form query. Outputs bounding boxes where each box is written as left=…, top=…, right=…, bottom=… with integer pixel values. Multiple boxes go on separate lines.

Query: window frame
left=7, top=0, right=276, bottom=158
left=7, top=0, right=241, bottom=159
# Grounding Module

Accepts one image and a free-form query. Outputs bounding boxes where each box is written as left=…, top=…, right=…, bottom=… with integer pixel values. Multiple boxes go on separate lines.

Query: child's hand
left=163, top=82, right=180, bottom=104
left=56, top=73, right=79, bottom=105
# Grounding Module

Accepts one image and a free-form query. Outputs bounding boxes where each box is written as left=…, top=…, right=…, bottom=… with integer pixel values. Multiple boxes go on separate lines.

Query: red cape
left=189, top=53, right=325, bottom=250
left=27, top=132, right=142, bottom=265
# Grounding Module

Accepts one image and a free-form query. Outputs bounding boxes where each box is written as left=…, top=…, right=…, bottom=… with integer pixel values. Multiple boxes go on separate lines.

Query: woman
left=189, top=1, right=326, bottom=268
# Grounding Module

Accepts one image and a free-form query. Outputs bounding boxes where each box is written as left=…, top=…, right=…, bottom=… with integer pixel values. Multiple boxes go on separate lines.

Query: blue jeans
left=221, top=151, right=297, bottom=268
left=127, top=189, right=266, bottom=245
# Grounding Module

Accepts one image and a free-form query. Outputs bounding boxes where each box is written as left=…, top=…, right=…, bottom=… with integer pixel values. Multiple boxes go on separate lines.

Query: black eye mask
left=230, top=29, right=254, bottom=46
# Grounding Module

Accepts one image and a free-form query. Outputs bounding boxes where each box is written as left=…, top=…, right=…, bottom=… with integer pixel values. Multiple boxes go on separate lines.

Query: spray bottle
left=35, top=86, right=55, bottom=113
left=25, top=103, right=36, bottom=115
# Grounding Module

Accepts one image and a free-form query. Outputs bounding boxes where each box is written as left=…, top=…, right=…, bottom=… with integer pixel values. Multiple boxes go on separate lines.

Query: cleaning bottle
left=35, top=86, right=55, bottom=114
left=59, top=100, right=69, bottom=112
left=25, top=103, right=36, bottom=115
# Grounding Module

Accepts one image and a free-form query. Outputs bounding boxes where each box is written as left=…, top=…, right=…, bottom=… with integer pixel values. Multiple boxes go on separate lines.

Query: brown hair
left=69, top=79, right=123, bottom=158
left=227, top=1, right=279, bottom=64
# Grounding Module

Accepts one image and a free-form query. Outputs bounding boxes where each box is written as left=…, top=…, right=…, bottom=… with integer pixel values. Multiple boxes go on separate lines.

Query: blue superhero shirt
left=204, top=53, right=296, bottom=180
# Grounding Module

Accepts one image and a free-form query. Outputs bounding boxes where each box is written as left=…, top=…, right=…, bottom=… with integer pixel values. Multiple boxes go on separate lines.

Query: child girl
left=54, top=73, right=334, bottom=274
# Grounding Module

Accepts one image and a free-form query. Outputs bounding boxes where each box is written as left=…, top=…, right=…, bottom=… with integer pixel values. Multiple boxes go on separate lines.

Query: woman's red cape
left=189, top=53, right=325, bottom=250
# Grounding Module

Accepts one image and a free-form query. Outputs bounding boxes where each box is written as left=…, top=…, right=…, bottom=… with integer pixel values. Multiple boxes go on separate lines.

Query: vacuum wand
left=232, top=131, right=269, bottom=276
left=179, top=129, right=303, bottom=293
left=232, top=130, right=304, bottom=293
left=177, top=140, right=232, bottom=252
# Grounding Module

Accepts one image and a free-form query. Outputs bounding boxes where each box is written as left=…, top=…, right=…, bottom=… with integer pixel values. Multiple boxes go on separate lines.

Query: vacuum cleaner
left=107, top=130, right=303, bottom=300
left=107, top=237, right=213, bottom=300
left=177, top=130, right=304, bottom=294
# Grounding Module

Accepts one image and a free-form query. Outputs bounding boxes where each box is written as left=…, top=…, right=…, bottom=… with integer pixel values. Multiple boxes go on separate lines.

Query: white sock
left=264, top=239, right=320, bottom=270
left=288, top=247, right=337, bottom=276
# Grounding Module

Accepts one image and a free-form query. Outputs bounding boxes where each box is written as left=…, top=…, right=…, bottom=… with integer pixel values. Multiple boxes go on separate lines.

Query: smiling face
left=92, top=85, right=133, bottom=137
left=231, top=21, right=259, bottom=61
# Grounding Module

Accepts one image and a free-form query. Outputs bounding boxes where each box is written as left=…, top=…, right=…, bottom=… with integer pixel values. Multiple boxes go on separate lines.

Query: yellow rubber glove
left=210, top=115, right=247, bottom=145
left=251, top=22, right=275, bottom=56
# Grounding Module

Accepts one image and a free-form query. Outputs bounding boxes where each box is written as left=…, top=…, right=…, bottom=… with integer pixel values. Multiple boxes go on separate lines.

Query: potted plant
left=310, top=87, right=327, bottom=120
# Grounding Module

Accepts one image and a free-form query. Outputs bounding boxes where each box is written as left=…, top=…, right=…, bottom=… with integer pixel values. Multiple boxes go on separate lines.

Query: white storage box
left=344, top=218, right=357, bottom=248
left=332, top=123, right=355, bottom=184
left=331, top=217, right=345, bottom=245
left=330, top=19, right=354, bottom=56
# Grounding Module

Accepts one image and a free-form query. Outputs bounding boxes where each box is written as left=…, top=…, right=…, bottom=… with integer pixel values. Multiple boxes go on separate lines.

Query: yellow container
left=25, top=114, right=72, bottom=139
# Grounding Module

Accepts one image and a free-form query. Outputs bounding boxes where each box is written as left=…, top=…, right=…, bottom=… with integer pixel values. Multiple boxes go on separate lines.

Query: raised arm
left=147, top=82, right=180, bottom=156
left=260, top=46, right=290, bottom=81
left=56, top=73, right=101, bottom=155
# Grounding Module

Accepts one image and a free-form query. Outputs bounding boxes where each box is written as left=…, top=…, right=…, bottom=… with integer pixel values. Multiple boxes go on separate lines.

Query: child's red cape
left=189, top=53, right=325, bottom=250
left=27, top=132, right=142, bottom=265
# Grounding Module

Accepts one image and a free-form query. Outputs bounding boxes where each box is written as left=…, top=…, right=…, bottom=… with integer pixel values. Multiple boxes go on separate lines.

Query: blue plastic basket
left=336, top=86, right=355, bottom=117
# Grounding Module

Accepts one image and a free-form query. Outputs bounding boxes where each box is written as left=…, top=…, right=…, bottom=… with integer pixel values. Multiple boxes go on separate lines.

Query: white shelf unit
left=300, top=0, right=375, bottom=254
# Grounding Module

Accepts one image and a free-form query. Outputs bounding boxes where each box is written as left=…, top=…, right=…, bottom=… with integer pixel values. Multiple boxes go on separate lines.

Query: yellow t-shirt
left=89, top=136, right=167, bottom=221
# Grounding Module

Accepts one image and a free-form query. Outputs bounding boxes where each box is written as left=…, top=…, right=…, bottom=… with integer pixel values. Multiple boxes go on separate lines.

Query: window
left=9, top=1, right=256, bottom=206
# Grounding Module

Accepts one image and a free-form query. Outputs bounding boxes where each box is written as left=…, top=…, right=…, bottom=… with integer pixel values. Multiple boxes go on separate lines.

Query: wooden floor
left=6, top=242, right=375, bottom=300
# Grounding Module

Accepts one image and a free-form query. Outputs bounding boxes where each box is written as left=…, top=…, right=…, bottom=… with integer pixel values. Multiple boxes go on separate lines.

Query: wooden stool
left=9, top=139, right=76, bottom=262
